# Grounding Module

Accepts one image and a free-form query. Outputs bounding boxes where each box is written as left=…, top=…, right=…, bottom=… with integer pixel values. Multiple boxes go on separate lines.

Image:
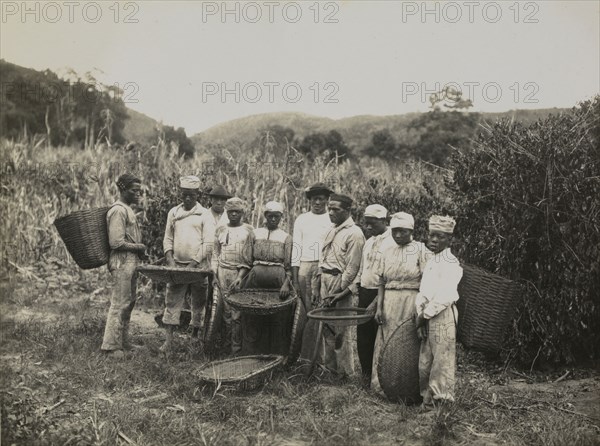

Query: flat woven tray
left=377, top=317, right=421, bottom=404
left=54, top=207, right=111, bottom=269
left=225, top=289, right=297, bottom=315
left=136, top=265, right=210, bottom=285
left=307, top=307, right=373, bottom=327
left=196, top=355, right=284, bottom=384
left=457, top=264, right=521, bottom=352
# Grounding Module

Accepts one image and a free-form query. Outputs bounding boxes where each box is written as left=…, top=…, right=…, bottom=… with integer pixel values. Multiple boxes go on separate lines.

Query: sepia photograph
left=1, top=1, right=599, bottom=444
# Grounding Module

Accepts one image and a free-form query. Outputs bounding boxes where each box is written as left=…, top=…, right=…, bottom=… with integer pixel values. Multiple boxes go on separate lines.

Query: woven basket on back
left=457, top=264, right=521, bottom=352
left=307, top=307, right=373, bottom=327
left=225, top=289, right=297, bottom=315
left=285, top=299, right=307, bottom=366
left=377, top=317, right=422, bottom=404
left=53, top=207, right=111, bottom=269
left=196, top=354, right=284, bottom=384
left=136, top=265, right=211, bottom=285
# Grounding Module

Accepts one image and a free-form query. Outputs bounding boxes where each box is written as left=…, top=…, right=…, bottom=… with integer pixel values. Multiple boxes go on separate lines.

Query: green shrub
left=450, top=97, right=600, bottom=364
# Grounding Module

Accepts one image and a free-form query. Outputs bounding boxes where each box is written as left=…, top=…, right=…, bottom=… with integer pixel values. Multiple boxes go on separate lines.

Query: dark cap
left=329, top=193, right=353, bottom=208
left=304, top=182, right=334, bottom=199
left=206, top=185, right=232, bottom=198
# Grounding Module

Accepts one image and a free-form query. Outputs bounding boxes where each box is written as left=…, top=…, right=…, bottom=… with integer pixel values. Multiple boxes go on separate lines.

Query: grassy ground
left=1, top=266, right=599, bottom=445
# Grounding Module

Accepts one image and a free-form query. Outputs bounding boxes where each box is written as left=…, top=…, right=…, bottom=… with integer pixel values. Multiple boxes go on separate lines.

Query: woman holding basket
left=233, top=201, right=294, bottom=355
left=371, top=212, right=431, bottom=393
left=101, top=173, right=148, bottom=359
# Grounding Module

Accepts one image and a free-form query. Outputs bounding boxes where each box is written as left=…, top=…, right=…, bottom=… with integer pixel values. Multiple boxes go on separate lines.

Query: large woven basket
left=53, top=207, right=111, bottom=269
left=196, top=355, right=284, bottom=384
left=457, top=264, right=521, bottom=352
left=377, top=317, right=421, bottom=404
left=136, top=265, right=211, bottom=285
left=285, top=299, right=307, bottom=366
left=307, top=307, right=373, bottom=327
left=225, top=289, right=297, bottom=315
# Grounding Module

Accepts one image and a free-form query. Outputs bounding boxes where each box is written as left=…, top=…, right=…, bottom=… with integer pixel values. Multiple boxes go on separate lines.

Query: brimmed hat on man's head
left=179, top=175, right=200, bottom=190
left=304, top=182, right=334, bottom=199
left=364, top=204, right=388, bottom=220
left=207, top=185, right=232, bottom=199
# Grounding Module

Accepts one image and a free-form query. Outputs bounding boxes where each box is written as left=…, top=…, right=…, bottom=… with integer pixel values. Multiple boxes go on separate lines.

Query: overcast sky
left=2, top=1, right=598, bottom=135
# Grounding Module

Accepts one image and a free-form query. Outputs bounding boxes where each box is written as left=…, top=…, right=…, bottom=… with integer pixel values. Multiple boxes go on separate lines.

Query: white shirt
left=163, top=203, right=206, bottom=264
left=415, top=248, right=463, bottom=319
left=192, top=208, right=229, bottom=266
left=354, top=228, right=397, bottom=290
left=291, top=211, right=333, bottom=267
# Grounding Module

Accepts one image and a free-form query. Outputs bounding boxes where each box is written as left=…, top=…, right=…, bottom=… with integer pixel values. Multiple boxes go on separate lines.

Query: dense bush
left=450, top=97, right=600, bottom=364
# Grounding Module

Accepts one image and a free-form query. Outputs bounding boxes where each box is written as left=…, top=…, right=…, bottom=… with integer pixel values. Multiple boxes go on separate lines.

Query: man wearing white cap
left=371, top=212, right=432, bottom=394
left=161, top=176, right=208, bottom=353
left=415, top=215, right=463, bottom=408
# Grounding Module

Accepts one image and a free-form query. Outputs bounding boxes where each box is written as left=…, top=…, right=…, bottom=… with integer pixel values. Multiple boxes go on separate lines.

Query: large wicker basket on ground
left=54, top=207, right=111, bottom=269
left=225, top=289, right=297, bottom=315
left=285, top=299, right=306, bottom=367
left=377, top=317, right=422, bottom=404
left=457, top=264, right=521, bottom=352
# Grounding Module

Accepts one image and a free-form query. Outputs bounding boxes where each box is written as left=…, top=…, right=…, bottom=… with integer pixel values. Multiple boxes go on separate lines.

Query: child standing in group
left=415, top=215, right=463, bottom=408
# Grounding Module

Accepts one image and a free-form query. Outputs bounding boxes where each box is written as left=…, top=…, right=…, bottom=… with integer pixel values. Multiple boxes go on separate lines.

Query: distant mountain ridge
left=192, top=108, right=569, bottom=151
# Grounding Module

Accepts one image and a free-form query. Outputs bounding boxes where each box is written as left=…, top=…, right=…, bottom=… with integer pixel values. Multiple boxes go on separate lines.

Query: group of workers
left=100, top=172, right=463, bottom=409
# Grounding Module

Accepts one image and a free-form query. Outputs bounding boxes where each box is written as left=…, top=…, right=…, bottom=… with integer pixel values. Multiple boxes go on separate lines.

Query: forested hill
left=192, top=108, right=568, bottom=151
left=0, top=60, right=159, bottom=147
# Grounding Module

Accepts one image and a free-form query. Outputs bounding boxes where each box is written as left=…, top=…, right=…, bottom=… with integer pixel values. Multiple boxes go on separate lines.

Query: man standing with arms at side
left=319, top=194, right=365, bottom=377
left=292, top=183, right=334, bottom=312
left=189, top=185, right=231, bottom=338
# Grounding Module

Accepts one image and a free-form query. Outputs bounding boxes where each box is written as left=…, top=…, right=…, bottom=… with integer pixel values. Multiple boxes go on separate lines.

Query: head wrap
left=305, top=182, right=334, bottom=199
left=429, top=215, right=456, bottom=234
left=117, top=173, right=141, bottom=192
left=179, top=175, right=200, bottom=190
left=207, top=185, right=232, bottom=198
left=364, top=204, right=388, bottom=219
left=390, top=212, right=415, bottom=230
left=264, top=201, right=284, bottom=214
left=225, top=197, right=245, bottom=211
left=329, top=194, right=353, bottom=209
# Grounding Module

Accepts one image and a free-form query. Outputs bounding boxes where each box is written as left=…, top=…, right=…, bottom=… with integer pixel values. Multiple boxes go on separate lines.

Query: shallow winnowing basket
left=53, top=207, right=111, bottom=269
left=196, top=355, right=284, bottom=385
left=225, top=289, right=297, bottom=315
left=377, top=317, right=421, bottom=405
left=136, top=265, right=211, bottom=285
left=306, top=307, right=373, bottom=327
left=457, top=264, right=521, bottom=353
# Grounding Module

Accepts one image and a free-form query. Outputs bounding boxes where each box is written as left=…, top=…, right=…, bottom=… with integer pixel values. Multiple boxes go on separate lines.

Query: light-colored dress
left=241, top=227, right=293, bottom=355
left=371, top=240, right=431, bottom=394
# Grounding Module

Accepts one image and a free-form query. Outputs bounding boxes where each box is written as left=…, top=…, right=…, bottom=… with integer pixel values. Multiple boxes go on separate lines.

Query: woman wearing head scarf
left=235, top=201, right=294, bottom=355
left=371, top=212, right=432, bottom=393
left=101, top=173, right=147, bottom=359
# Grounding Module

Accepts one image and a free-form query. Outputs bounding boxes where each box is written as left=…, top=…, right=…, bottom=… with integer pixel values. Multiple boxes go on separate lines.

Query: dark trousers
left=357, top=286, right=379, bottom=377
